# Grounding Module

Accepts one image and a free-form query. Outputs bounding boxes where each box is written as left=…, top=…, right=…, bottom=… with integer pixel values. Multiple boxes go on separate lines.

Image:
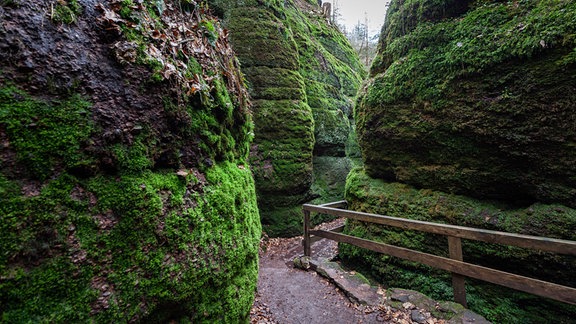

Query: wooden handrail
left=302, top=202, right=576, bottom=307
left=303, top=203, right=576, bottom=255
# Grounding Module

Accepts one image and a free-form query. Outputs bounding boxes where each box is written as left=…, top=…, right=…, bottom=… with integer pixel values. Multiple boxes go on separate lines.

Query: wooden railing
left=302, top=201, right=576, bottom=307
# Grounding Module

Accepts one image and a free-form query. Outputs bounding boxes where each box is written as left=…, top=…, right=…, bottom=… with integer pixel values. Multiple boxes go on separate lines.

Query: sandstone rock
left=0, top=1, right=260, bottom=321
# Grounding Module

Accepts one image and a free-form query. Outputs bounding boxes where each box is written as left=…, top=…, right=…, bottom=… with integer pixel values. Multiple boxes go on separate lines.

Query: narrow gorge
left=1, top=0, right=575, bottom=323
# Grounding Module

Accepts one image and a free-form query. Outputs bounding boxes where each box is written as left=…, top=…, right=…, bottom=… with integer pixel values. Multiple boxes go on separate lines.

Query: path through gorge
left=249, top=220, right=450, bottom=324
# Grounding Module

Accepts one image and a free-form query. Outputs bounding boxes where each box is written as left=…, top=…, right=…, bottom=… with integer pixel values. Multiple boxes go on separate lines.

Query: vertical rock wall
left=358, top=0, right=576, bottom=206
left=210, top=0, right=364, bottom=236
left=0, top=0, right=261, bottom=322
left=342, top=0, right=576, bottom=322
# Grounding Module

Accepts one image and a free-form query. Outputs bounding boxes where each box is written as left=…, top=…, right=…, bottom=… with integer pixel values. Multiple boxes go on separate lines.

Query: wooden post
left=303, top=209, right=311, bottom=257
left=448, top=236, right=467, bottom=308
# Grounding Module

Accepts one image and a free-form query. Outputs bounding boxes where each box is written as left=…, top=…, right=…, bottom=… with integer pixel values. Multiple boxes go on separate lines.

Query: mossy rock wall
left=344, top=0, right=576, bottom=322
left=357, top=0, right=576, bottom=206
left=0, top=1, right=260, bottom=322
left=210, top=0, right=364, bottom=236
left=341, top=168, right=576, bottom=323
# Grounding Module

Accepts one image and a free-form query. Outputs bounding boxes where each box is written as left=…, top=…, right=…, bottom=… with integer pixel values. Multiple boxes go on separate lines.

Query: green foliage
left=0, top=86, right=94, bottom=180
left=341, top=167, right=576, bottom=323
left=200, top=19, right=219, bottom=45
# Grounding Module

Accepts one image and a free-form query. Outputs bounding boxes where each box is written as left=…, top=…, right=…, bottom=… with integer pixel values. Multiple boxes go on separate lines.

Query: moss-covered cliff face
left=342, top=0, right=576, bottom=322
left=210, top=0, right=364, bottom=236
left=358, top=0, right=576, bottom=206
left=0, top=1, right=260, bottom=322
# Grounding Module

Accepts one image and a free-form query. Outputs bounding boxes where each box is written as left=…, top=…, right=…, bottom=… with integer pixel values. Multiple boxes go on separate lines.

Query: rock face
left=0, top=1, right=260, bottom=322
left=210, top=0, right=364, bottom=236
left=357, top=0, right=576, bottom=206
left=342, top=0, right=576, bottom=322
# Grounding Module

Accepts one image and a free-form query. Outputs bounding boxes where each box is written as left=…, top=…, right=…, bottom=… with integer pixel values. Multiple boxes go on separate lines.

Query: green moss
left=313, top=108, right=350, bottom=156
left=310, top=156, right=352, bottom=204
left=210, top=0, right=364, bottom=236
left=0, top=257, right=96, bottom=323
left=368, top=1, right=576, bottom=105
left=341, top=167, right=576, bottom=323
left=250, top=99, right=314, bottom=195
left=357, top=0, right=576, bottom=206
left=112, top=138, right=153, bottom=175
left=1, top=162, right=260, bottom=322
left=0, top=174, right=19, bottom=198
left=2, top=1, right=260, bottom=321
left=186, top=90, right=253, bottom=163
left=0, top=174, right=96, bottom=322
left=51, top=0, right=82, bottom=24
left=226, top=9, right=299, bottom=70
left=200, top=19, right=219, bottom=45
left=242, top=66, right=306, bottom=101
left=0, top=86, right=94, bottom=180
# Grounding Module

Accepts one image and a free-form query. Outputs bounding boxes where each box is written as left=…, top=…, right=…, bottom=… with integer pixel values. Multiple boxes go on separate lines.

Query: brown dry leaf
left=151, top=29, right=162, bottom=39
left=146, top=44, right=163, bottom=59
left=187, top=85, right=201, bottom=95
left=98, top=4, right=126, bottom=24
left=162, top=63, right=178, bottom=79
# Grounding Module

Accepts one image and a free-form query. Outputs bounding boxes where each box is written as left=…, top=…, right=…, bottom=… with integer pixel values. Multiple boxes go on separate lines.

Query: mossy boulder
left=345, top=0, right=576, bottom=322
left=210, top=0, right=364, bottom=236
left=0, top=1, right=260, bottom=322
left=357, top=0, right=576, bottom=206
left=341, top=168, right=576, bottom=323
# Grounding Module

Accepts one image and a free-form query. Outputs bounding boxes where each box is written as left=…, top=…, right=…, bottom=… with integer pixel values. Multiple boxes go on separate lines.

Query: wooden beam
left=308, top=225, right=346, bottom=245
left=332, top=225, right=345, bottom=233
left=309, top=229, right=576, bottom=305
left=303, top=210, right=311, bottom=257
left=303, top=204, right=576, bottom=256
left=319, top=200, right=348, bottom=209
left=448, top=236, right=467, bottom=308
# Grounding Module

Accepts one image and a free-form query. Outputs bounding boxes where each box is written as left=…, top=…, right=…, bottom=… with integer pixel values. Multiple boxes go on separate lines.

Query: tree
left=346, top=15, right=379, bottom=68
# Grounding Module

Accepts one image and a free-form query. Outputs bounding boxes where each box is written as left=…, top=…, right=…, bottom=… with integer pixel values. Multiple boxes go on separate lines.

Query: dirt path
left=250, top=219, right=397, bottom=324
left=249, top=220, right=488, bottom=324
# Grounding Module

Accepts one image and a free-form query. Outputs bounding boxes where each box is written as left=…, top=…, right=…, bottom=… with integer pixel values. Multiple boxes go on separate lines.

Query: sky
left=333, top=0, right=391, bottom=38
